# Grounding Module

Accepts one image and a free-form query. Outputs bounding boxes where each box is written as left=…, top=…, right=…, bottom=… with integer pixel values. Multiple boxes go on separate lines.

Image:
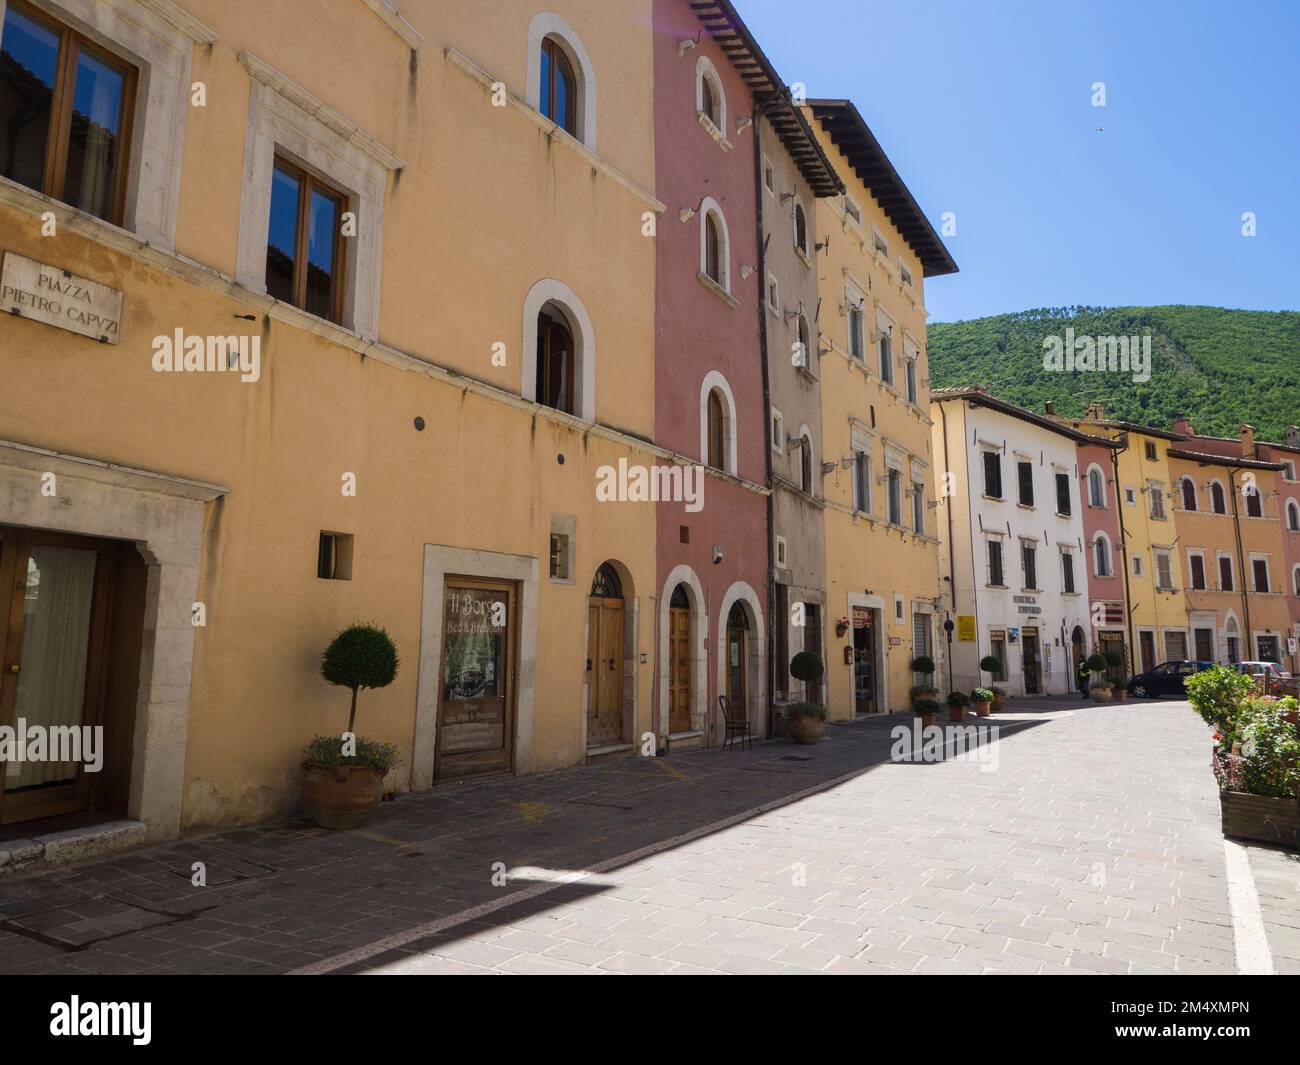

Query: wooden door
left=585, top=598, right=624, bottom=747
left=0, top=526, right=115, bottom=825
left=668, top=606, right=691, bottom=733
left=1140, top=630, right=1156, bottom=673
left=435, top=578, right=517, bottom=782
left=1021, top=631, right=1040, bottom=694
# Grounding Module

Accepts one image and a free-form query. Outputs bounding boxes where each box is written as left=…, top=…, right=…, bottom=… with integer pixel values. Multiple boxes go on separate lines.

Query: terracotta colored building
left=1168, top=421, right=1296, bottom=668
left=650, top=0, right=769, bottom=748
left=1073, top=419, right=1129, bottom=681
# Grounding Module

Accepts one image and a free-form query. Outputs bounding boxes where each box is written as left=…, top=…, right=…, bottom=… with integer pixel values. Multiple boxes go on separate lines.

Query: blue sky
left=739, top=0, right=1300, bottom=323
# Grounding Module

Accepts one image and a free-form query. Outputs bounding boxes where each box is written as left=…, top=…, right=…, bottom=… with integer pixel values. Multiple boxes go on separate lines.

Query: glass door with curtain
left=0, top=526, right=115, bottom=824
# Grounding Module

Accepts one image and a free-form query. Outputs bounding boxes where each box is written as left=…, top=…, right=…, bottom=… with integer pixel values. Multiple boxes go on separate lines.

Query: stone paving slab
left=0, top=698, right=1290, bottom=974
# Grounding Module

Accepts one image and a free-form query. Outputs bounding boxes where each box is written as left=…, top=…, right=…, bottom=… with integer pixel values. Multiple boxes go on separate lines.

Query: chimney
left=1239, top=423, right=1257, bottom=459
left=1171, top=415, right=1194, bottom=437
left=1286, top=425, right=1300, bottom=449
left=1083, top=402, right=1106, bottom=422
left=1044, top=401, right=1055, bottom=415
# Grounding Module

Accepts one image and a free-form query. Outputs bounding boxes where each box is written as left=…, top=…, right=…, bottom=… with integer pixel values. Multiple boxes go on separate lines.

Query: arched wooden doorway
left=668, top=584, right=692, bottom=733
left=586, top=563, right=624, bottom=747
left=725, top=600, right=749, bottom=713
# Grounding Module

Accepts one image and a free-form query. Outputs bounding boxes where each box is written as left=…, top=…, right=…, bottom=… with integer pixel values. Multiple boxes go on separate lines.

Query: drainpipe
left=1111, top=436, right=1137, bottom=675
left=938, top=401, right=974, bottom=685
left=1229, top=466, right=1253, bottom=649
left=752, top=102, right=777, bottom=738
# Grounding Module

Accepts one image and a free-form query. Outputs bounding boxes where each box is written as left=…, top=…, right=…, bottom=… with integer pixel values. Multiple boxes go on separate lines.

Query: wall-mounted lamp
left=677, top=34, right=699, bottom=57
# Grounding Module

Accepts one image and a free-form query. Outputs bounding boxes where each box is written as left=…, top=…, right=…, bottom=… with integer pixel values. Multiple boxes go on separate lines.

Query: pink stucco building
left=650, top=0, right=769, bottom=747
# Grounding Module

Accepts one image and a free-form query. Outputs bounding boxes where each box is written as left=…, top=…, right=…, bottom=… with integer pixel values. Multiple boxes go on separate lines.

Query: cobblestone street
left=0, top=696, right=1295, bottom=975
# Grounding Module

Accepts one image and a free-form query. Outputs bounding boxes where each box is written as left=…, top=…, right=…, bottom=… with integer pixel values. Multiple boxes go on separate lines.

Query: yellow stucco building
left=0, top=0, right=667, bottom=839
left=804, top=101, right=957, bottom=717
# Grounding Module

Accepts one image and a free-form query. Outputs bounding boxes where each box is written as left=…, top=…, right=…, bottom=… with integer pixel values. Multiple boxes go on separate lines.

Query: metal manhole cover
left=4, top=898, right=179, bottom=950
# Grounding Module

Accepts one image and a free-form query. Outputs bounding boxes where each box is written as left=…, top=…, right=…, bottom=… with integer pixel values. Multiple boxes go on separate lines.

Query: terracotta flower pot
left=916, top=712, right=936, bottom=729
left=991, top=694, right=1006, bottom=713
left=1113, top=689, right=1128, bottom=703
left=1091, top=688, right=1113, bottom=703
left=786, top=715, right=826, bottom=745
left=948, top=705, right=966, bottom=722
left=974, top=701, right=991, bottom=717
left=302, top=763, right=385, bottom=830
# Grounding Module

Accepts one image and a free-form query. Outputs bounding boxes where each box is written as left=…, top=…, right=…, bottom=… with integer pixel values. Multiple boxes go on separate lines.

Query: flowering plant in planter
left=1191, top=666, right=1300, bottom=848
left=970, top=687, right=994, bottom=717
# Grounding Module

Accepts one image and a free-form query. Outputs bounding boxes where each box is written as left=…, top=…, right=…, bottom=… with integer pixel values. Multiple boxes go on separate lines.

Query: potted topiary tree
left=1085, top=653, right=1110, bottom=702
left=785, top=701, right=828, bottom=745
left=911, top=656, right=938, bottom=705
left=980, top=655, right=1002, bottom=682
left=971, top=687, right=994, bottom=717
left=1104, top=650, right=1127, bottom=701
left=914, top=697, right=940, bottom=730
left=790, top=650, right=825, bottom=696
left=303, top=623, right=401, bottom=830
left=946, top=690, right=970, bottom=722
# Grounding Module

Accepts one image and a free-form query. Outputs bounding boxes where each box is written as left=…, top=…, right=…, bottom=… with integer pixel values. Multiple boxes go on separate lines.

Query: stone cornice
left=134, top=0, right=219, bottom=44
left=358, top=0, right=423, bottom=49
left=238, top=51, right=407, bottom=171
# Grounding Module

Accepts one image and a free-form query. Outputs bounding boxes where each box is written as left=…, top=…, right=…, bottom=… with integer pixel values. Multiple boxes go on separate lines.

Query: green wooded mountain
left=927, top=306, right=1300, bottom=442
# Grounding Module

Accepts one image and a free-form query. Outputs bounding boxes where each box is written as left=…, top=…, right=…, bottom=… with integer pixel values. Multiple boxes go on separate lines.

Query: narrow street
left=0, top=696, right=1295, bottom=975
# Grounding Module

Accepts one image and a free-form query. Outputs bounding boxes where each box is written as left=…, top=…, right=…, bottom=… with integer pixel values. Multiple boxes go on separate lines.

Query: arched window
left=698, top=200, right=731, bottom=294
left=1181, top=477, right=1197, bottom=511
left=1245, top=483, right=1263, bottom=518
left=699, top=371, right=736, bottom=474
left=1287, top=500, right=1300, bottom=531
left=527, top=16, right=596, bottom=149
left=1293, top=565, right=1300, bottom=596
left=701, top=76, right=720, bottom=128
left=795, top=315, right=811, bottom=371
left=705, top=214, right=722, bottom=284
left=539, top=36, right=577, bottom=136
left=695, top=56, right=725, bottom=133
left=536, top=306, right=574, bottom=414
left=522, top=279, right=595, bottom=423
left=1093, top=533, right=1111, bottom=577
left=727, top=600, right=749, bottom=630
left=707, top=389, right=726, bottom=471
left=1087, top=466, right=1106, bottom=507
left=793, top=201, right=808, bottom=254
left=799, top=435, right=813, bottom=494
left=670, top=583, right=690, bottom=610
left=591, top=562, right=623, bottom=599
left=1210, top=480, right=1226, bottom=514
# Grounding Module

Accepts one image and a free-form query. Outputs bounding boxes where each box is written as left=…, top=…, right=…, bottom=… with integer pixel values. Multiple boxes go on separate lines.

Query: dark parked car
left=1126, top=660, right=1214, bottom=699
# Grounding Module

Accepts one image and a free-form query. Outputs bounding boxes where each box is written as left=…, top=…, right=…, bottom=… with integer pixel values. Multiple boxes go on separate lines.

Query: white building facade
left=933, top=388, right=1104, bottom=697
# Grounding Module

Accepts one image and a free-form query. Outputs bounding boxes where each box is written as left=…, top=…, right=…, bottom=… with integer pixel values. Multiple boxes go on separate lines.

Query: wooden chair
left=719, top=695, right=752, bottom=751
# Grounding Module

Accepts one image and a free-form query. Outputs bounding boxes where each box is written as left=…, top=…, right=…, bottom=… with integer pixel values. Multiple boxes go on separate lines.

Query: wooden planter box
left=1220, top=791, right=1300, bottom=849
